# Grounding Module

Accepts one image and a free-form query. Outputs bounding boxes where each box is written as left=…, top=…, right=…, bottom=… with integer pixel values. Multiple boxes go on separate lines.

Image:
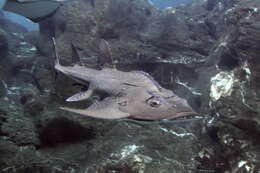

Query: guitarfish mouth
left=173, top=110, right=199, bottom=119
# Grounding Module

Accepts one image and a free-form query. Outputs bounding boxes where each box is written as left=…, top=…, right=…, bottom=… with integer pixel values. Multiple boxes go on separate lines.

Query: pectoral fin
left=61, top=97, right=130, bottom=119
left=3, top=0, right=60, bottom=22
left=66, top=88, right=94, bottom=102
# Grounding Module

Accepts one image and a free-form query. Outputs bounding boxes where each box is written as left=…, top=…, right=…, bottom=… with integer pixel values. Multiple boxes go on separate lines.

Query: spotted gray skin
left=54, top=40, right=198, bottom=120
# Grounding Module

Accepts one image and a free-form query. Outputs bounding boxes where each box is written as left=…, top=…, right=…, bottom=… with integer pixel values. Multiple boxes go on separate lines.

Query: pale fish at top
left=1, top=0, right=71, bottom=22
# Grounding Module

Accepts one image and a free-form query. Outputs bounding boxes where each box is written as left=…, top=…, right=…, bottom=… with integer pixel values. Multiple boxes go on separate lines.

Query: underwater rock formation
left=0, top=0, right=260, bottom=172
left=0, top=28, right=8, bottom=57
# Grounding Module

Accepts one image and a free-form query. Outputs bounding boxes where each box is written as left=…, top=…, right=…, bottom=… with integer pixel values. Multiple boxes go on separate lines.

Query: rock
left=0, top=61, right=44, bottom=147
left=1, top=115, right=40, bottom=146
left=39, top=0, right=159, bottom=61
left=83, top=122, right=201, bottom=172
left=0, top=0, right=259, bottom=172
left=199, top=0, right=260, bottom=172
left=36, top=0, right=260, bottom=172
left=39, top=117, right=96, bottom=147
left=0, top=28, right=8, bottom=58
left=0, top=141, right=69, bottom=173
left=0, top=80, right=7, bottom=98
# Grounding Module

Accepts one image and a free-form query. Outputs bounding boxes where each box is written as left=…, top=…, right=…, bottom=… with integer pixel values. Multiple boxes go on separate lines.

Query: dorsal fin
left=51, top=37, right=60, bottom=87
left=52, top=37, right=60, bottom=65
left=71, top=43, right=82, bottom=66
left=132, top=71, right=162, bottom=91
left=97, top=39, right=114, bottom=68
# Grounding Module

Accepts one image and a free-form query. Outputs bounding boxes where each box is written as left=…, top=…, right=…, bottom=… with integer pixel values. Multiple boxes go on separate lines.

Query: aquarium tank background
left=0, top=0, right=260, bottom=172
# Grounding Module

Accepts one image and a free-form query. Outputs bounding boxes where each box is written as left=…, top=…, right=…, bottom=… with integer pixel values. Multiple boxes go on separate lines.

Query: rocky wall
left=0, top=0, right=260, bottom=172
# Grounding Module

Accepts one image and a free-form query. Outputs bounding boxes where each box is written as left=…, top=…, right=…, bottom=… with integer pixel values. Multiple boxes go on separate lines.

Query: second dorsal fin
left=71, top=43, right=82, bottom=66
left=97, top=39, right=114, bottom=68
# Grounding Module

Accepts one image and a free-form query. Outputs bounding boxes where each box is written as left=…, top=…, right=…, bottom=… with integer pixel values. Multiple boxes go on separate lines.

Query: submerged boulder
left=0, top=28, right=8, bottom=57
left=0, top=0, right=259, bottom=172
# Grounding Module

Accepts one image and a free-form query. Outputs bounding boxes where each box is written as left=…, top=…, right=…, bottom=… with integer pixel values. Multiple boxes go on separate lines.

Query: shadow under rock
left=39, top=117, right=96, bottom=147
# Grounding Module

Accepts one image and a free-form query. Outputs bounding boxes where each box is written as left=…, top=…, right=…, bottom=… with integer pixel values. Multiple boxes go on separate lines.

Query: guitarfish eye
left=147, top=98, right=161, bottom=108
